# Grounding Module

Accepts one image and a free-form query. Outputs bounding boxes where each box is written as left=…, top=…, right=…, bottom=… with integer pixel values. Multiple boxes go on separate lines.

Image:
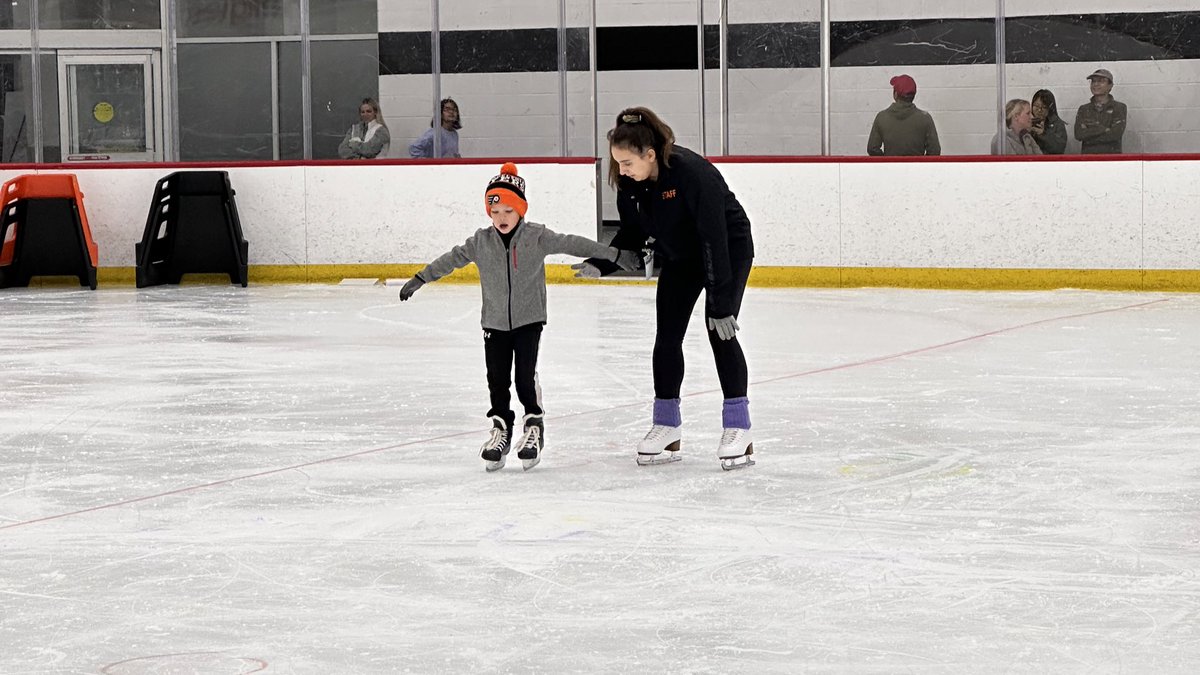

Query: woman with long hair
left=1030, top=89, right=1068, bottom=155
left=574, top=107, right=756, bottom=470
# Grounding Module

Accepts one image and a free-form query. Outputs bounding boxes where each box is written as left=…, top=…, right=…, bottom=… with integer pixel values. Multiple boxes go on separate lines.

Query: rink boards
left=2, top=156, right=1199, bottom=291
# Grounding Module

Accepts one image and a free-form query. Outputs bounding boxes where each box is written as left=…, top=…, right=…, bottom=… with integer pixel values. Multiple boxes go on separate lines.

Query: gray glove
left=706, top=315, right=740, bottom=341
left=570, top=261, right=601, bottom=279
left=612, top=249, right=642, bottom=272
left=399, top=276, right=425, bottom=301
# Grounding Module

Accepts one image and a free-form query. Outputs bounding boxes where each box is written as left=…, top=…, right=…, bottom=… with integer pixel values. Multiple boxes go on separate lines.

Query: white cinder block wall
left=380, top=1, right=1200, bottom=160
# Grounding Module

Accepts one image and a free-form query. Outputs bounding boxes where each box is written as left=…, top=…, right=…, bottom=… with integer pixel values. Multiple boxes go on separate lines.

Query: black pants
left=653, top=257, right=753, bottom=400
left=484, top=323, right=544, bottom=426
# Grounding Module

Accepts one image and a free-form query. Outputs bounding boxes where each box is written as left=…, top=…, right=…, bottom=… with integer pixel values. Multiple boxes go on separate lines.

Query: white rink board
left=4, top=158, right=1198, bottom=272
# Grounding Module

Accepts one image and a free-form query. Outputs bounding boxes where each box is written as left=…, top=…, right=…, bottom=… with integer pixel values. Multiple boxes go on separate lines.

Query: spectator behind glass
left=867, top=74, right=941, bottom=156
left=409, top=98, right=462, bottom=158
left=337, top=97, right=390, bottom=160
left=1030, top=89, right=1068, bottom=155
left=1074, top=68, right=1127, bottom=154
left=991, top=99, right=1042, bottom=155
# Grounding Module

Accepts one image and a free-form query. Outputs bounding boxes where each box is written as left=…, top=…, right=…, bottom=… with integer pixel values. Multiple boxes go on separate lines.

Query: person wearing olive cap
left=1074, top=68, right=1127, bottom=154
left=867, top=74, right=941, bottom=156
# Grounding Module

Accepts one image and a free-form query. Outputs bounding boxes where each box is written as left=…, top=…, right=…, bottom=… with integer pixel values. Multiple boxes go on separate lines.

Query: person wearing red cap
left=1074, top=68, right=1127, bottom=154
left=867, top=74, right=941, bottom=156
left=398, top=162, right=641, bottom=472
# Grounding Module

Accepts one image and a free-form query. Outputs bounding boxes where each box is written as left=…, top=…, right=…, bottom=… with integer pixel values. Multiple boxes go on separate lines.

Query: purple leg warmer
left=722, top=397, right=751, bottom=430
left=652, top=398, right=682, bottom=427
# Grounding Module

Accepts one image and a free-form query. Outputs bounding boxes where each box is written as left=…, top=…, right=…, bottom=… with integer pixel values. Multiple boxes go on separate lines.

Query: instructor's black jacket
left=589, top=146, right=754, bottom=317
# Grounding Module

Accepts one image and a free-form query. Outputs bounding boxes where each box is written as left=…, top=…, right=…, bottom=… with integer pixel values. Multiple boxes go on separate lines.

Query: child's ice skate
left=480, top=416, right=512, bottom=472
left=637, top=424, right=682, bottom=465
left=516, top=414, right=543, bottom=471
left=717, top=427, right=754, bottom=471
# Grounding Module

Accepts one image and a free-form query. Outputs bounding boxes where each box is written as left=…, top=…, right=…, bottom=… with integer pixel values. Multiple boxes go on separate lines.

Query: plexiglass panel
left=564, top=0, right=594, bottom=158
left=37, top=0, right=159, bottom=30
left=0, top=52, right=59, bottom=162
left=178, top=43, right=273, bottom=160
left=1004, top=10, right=1200, bottom=155
left=177, top=0, right=299, bottom=38
left=715, top=1, right=823, bottom=155
left=438, top=0, right=567, bottom=158
left=279, top=38, right=381, bottom=159
left=40, top=52, right=59, bottom=162
left=0, top=54, right=33, bottom=162
left=310, top=0, right=375, bottom=36
left=0, top=1, right=31, bottom=29
left=379, top=1, right=432, bottom=160
left=277, top=43, right=302, bottom=160
left=830, top=1, right=999, bottom=156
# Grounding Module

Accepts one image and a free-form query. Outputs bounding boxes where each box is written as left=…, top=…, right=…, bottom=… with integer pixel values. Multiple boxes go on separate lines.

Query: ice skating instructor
left=573, top=107, right=756, bottom=470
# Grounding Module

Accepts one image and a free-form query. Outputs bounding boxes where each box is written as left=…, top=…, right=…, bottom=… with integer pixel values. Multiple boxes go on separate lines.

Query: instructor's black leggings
left=653, top=256, right=753, bottom=400
left=484, top=323, right=544, bottom=426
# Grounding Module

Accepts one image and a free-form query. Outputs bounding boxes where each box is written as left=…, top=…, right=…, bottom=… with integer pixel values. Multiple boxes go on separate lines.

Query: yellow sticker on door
left=93, top=102, right=114, bottom=123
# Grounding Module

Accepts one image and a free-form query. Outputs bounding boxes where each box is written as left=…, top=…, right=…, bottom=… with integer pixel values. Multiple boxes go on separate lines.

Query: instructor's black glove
left=612, top=249, right=642, bottom=272
left=706, top=315, right=739, bottom=341
left=399, top=276, right=425, bottom=301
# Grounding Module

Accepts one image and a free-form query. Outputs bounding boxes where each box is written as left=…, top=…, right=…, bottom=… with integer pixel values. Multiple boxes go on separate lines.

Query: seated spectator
left=867, top=74, right=941, bottom=156
left=1074, top=68, right=1127, bottom=154
left=1030, top=89, right=1068, bottom=155
left=992, top=99, right=1042, bottom=155
left=409, top=98, right=462, bottom=158
left=337, top=97, right=390, bottom=160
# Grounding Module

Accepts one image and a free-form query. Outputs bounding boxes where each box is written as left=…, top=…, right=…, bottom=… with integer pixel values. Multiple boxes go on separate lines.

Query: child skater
left=398, top=162, right=640, bottom=471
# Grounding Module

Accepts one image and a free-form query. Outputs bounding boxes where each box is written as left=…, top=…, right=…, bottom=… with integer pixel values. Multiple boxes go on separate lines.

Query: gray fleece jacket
left=415, top=220, right=618, bottom=331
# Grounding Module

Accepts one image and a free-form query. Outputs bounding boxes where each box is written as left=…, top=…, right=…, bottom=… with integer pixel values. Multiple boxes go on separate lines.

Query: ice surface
left=2, top=284, right=1198, bottom=673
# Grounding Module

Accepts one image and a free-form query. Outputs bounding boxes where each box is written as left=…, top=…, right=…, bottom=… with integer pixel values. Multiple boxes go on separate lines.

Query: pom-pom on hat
left=484, top=162, right=528, bottom=217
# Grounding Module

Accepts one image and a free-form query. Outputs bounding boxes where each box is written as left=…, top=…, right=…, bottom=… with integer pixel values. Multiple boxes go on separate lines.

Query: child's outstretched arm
left=538, top=227, right=642, bottom=277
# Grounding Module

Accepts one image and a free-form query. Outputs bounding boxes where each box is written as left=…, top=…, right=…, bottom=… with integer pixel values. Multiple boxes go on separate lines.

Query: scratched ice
left=2, top=284, right=1198, bottom=674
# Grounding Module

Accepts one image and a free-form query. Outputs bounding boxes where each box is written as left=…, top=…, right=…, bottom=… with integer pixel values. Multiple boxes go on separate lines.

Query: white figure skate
left=717, top=427, right=754, bottom=471
left=637, top=424, right=682, bottom=465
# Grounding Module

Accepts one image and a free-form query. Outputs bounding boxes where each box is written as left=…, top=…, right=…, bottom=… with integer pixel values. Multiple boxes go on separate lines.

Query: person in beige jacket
left=337, top=97, right=390, bottom=159
left=992, top=99, right=1043, bottom=155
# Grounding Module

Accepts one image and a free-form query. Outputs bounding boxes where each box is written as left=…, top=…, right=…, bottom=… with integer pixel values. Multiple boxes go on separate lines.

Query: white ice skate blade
left=637, top=451, right=681, bottom=466
left=720, top=455, right=755, bottom=471
left=521, top=457, right=541, bottom=471
left=485, top=458, right=506, bottom=472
